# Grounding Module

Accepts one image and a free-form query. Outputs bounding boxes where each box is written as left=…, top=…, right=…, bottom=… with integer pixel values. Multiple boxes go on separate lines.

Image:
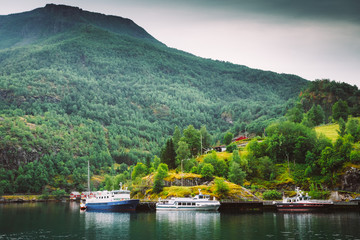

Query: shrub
left=228, top=162, right=246, bottom=185
left=51, top=189, right=66, bottom=200
left=308, top=183, right=330, bottom=199
left=262, top=190, right=282, bottom=200
left=226, top=143, right=238, bottom=153
left=190, top=166, right=198, bottom=174
left=39, top=188, right=50, bottom=200
left=350, top=150, right=360, bottom=164
left=214, top=177, right=229, bottom=198
left=200, top=163, right=214, bottom=181
left=153, top=164, right=169, bottom=193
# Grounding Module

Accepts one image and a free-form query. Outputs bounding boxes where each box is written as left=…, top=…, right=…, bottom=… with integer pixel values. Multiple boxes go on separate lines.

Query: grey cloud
left=161, top=0, right=360, bottom=24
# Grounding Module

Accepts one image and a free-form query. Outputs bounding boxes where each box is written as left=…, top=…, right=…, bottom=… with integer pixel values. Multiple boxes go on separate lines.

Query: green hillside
left=0, top=4, right=308, bottom=193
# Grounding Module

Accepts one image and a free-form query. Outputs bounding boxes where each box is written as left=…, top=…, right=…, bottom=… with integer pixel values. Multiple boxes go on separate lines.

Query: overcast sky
left=1, top=0, right=359, bottom=87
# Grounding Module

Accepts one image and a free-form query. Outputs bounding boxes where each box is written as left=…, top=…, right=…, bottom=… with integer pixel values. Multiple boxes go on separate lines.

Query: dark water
left=1, top=202, right=360, bottom=239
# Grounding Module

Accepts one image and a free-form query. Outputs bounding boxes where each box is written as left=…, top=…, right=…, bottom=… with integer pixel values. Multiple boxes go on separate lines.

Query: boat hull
left=156, top=204, right=220, bottom=211
left=86, top=199, right=140, bottom=212
left=276, top=202, right=333, bottom=212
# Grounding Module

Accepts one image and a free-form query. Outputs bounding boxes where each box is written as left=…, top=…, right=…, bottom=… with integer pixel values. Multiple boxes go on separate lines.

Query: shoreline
left=0, top=195, right=70, bottom=203
left=1, top=197, right=359, bottom=213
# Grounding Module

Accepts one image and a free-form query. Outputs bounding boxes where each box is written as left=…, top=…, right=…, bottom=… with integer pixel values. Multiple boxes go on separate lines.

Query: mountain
left=0, top=4, right=309, bottom=192
left=0, top=4, right=160, bottom=49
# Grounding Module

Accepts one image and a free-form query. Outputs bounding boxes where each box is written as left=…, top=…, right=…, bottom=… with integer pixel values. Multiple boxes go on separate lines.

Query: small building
left=213, top=145, right=226, bottom=152
left=232, top=135, right=248, bottom=142
left=70, top=191, right=81, bottom=200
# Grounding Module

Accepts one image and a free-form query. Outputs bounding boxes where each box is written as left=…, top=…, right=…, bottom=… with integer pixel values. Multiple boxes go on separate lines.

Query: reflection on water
left=156, top=211, right=221, bottom=239
left=83, top=212, right=131, bottom=239
left=0, top=202, right=359, bottom=239
left=280, top=213, right=360, bottom=240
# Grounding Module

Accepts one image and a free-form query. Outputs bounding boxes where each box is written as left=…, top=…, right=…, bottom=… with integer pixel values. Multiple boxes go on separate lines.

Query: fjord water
left=1, top=202, right=360, bottom=239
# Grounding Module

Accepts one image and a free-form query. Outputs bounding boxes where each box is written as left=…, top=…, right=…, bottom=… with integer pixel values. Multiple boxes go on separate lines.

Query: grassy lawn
left=314, top=117, right=360, bottom=142
left=315, top=123, right=339, bottom=142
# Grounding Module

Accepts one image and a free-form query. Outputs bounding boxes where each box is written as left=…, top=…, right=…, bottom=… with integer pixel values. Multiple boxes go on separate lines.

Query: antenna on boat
left=119, top=182, right=123, bottom=190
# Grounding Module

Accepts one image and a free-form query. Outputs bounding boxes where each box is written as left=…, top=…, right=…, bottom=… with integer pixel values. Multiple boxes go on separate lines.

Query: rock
left=341, top=167, right=360, bottom=192
left=164, top=177, right=205, bottom=187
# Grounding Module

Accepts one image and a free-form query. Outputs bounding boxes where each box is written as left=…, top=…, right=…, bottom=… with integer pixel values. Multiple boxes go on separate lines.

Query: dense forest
left=1, top=5, right=358, bottom=196
left=136, top=79, right=360, bottom=199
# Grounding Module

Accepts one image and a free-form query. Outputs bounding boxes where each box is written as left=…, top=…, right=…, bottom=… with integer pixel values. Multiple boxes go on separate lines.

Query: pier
left=136, top=200, right=360, bottom=212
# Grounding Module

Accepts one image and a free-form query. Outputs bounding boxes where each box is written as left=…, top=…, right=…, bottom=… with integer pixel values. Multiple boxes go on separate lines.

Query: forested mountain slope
left=0, top=4, right=309, bottom=192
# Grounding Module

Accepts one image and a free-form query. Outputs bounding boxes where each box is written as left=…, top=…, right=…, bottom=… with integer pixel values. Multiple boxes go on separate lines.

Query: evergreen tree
left=160, top=138, right=176, bottom=169
left=308, top=105, right=325, bottom=126
left=200, top=125, right=211, bottom=150
left=315, top=105, right=325, bottom=125
left=172, top=126, right=182, bottom=152
left=337, top=117, right=346, bottom=137
left=332, top=100, right=349, bottom=121
left=223, top=132, right=234, bottom=145
left=145, top=156, right=152, bottom=169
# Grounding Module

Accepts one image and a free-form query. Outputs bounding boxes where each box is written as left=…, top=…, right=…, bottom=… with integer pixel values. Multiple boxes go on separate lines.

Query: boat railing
left=220, top=199, right=262, bottom=203
left=308, top=199, right=333, bottom=204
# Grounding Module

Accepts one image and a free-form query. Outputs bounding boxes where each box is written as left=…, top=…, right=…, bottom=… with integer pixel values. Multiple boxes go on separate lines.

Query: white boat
left=275, top=187, right=333, bottom=212
left=156, top=190, right=220, bottom=211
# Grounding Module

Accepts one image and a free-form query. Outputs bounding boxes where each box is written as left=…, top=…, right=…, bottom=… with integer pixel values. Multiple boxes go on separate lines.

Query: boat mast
left=88, top=160, right=90, bottom=192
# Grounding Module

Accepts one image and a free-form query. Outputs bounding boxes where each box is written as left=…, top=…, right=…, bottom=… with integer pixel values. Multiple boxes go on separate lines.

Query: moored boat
left=80, top=199, right=87, bottom=210
left=275, top=187, right=333, bottom=212
left=156, top=190, right=220, bottom=211
left=85, top=184, right=140, bottom=212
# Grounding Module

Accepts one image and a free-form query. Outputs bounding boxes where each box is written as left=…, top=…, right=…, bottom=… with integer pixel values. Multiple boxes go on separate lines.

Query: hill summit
left=0, top=4, right=160, bottom=49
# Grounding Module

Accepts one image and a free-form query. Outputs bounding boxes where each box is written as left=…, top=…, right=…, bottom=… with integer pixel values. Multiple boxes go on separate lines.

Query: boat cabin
left=176, top=202, right=197, bottom=206
left=194, top=194, right=211, bottom=200
left=282, top=187, right=311, bottom=203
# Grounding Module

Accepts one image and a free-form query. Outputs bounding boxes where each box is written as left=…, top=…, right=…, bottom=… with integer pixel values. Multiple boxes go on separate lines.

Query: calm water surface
left=1, top=202, right=360, bottom=239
